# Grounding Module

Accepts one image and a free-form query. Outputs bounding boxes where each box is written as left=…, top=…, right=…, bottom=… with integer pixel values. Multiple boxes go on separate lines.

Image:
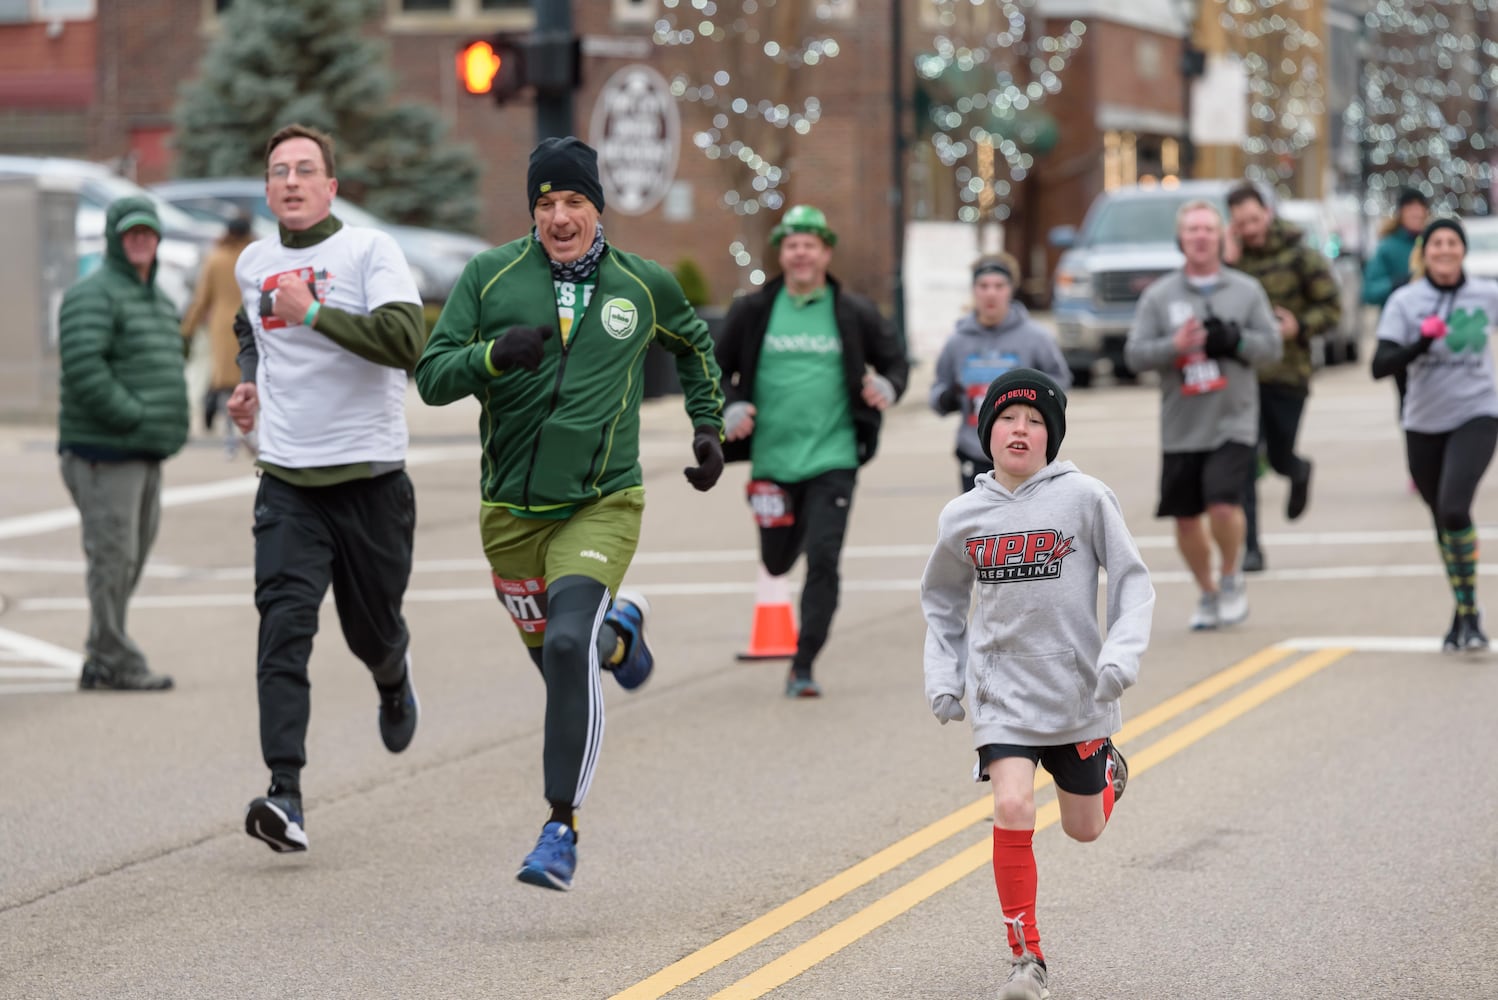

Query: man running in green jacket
left=415, top=136, right=725, bottom=891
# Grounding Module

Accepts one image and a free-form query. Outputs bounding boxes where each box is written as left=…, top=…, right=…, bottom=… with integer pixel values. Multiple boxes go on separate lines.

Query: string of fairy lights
left=651, top=0, right=1495, bottom=279
left=1219, top=0, right=1327, bottom=192
left=1345, top=0, right=1498, bottom=214
left=652, top=0, right=841, bottom=283
left=915, top=1, right=1086, bottom=224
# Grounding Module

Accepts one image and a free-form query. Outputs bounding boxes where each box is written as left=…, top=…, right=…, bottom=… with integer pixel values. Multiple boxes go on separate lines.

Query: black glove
left=935, top=384, right=962, bottom=415
left=1202, top=315, right=1241, bottom=360
left=683, top=425, right=724, bottom=492
left=488, top=325, right=552, bottom=373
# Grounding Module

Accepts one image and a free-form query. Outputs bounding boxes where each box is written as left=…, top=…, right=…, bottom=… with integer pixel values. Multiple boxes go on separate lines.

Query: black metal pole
left=534, top=0, right=574, bottom=140
left=890, top=0, right=908, bottom=357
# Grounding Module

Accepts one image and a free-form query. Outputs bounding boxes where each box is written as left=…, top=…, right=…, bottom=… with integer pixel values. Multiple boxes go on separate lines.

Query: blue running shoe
left=605, top=590, right=653, bottom=690
left=517, top=821, right=576, bottom=891
left=245, top=786, right=307, bottom=853
left=785, top=673, right=822, bottom=698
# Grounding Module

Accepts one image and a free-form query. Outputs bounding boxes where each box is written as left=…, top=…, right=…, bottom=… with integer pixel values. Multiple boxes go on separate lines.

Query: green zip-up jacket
left=57, top=196, right=188, bottom=460
left=1233, top=218, right=1341, bottom=391
left=414, top=235, right=724, bottom=514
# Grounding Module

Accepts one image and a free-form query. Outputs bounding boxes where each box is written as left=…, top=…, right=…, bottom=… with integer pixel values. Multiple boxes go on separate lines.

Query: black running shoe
left=1287, top=461, right=1312, bottom=521
left=378, top=656, right=419, bottom=753
left=245, top=787, right=307, bottom=853
left=1462, top=612, right=1489, bottom=652
left=1443, top=611, right=1464, bottom=654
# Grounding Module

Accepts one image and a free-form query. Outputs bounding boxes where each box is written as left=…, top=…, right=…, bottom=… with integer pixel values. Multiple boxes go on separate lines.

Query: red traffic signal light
left=457, top=40, right=501, bottom=95
left=456, top=35, right=527, bottom=103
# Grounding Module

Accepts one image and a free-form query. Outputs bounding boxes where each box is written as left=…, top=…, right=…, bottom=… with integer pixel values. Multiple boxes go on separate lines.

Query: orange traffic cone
left=736, top=565, right=799, bottom=660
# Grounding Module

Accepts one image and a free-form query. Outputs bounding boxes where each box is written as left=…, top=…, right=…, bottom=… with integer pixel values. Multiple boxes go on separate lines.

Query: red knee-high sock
left=992, top=826, right=1043, bottom=962
left=1103, top=775, right=1116, bottom=822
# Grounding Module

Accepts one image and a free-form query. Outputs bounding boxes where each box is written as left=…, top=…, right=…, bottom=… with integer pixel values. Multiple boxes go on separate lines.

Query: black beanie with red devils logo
left=976, top=368, right=1068, bottom=464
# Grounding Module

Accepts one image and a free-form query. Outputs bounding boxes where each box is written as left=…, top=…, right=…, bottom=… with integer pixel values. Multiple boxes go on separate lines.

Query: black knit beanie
left=976, top=368, right=1068, bottom=463
left=527, top=136, right=605, bottom=213
left=1421, top=217, right=1466, bottom=251
left=1397, top=187, right=1430, bottom=210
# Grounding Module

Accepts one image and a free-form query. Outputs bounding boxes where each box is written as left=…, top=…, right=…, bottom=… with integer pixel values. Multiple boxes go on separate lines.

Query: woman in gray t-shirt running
left=1372, top=217, right=1498, bottom=652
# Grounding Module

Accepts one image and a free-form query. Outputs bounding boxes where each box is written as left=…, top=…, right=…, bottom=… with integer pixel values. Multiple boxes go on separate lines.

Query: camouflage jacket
left=1233, top=219, right=1342, bottom=390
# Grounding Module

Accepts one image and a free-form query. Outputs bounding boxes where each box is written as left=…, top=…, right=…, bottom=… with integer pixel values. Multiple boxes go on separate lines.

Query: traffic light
left=456, top=34, right=526, bottom=103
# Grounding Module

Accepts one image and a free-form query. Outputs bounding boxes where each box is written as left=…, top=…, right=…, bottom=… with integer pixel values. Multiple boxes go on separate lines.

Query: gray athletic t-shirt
left=1376, top=275, right=1498, bottom=434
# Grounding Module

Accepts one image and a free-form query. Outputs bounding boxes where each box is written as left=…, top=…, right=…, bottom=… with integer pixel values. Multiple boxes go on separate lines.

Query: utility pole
left=533, top=0, right=575, bottom=140
left=890, top=0, right=907, bottom=356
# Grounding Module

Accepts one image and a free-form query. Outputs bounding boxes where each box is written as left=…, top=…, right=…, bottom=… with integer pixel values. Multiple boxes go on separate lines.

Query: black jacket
left=715, top=274, right=909, bottom=466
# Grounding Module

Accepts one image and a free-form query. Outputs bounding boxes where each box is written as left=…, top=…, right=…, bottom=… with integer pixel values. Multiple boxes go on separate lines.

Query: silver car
left=0, top=154, right=222, bottom=312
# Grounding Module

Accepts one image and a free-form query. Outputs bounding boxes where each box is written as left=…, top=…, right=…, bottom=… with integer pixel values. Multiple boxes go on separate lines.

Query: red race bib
left=493, top=575, right=549, bottom=634
left=746, top=479, right=794, bottom=528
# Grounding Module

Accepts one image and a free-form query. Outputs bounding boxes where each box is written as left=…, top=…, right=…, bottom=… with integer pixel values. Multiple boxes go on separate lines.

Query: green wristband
left=304, top=301, right=321, bottom=327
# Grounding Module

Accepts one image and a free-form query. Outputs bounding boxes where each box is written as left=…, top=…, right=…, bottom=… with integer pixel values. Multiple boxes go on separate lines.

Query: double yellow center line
left=611, top=644, right=1349, bottom=1000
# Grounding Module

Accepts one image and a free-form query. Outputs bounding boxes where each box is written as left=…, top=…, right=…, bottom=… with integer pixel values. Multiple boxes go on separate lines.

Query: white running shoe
left=998, top=954, right=1050, bottom=1000
left=1218, top=573, right=1249, bottom=626
left=1189, top=591, right=1219, bottom=631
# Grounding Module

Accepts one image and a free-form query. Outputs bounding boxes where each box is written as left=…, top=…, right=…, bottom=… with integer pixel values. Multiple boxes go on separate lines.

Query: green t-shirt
left=554, top=276, right=596, bottom=345
left=751, top=286, right=857, bottom=482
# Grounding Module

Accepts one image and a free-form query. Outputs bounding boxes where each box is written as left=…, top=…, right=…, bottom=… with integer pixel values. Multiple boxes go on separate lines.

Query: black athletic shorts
left=1156, top=442, right=1256, bottom=518
left=977, top=740, right=1110, bottom=796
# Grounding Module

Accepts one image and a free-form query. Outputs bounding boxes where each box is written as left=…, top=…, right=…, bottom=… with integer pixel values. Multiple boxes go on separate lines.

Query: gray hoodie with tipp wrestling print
left=921, top=461, right=1155, bottom=748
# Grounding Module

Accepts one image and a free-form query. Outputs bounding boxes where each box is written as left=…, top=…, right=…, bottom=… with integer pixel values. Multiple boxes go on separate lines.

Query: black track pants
left=758, top=467, right=857, bottom=677
left=253, top=471, right=415, bottom=790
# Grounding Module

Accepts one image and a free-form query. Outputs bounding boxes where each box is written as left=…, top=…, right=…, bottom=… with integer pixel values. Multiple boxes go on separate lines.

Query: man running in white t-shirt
left=227, top=123, right=427, bottom=855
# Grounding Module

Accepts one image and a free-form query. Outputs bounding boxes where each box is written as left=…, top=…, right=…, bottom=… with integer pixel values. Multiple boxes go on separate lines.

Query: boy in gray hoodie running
left=921, top=368, right=1155, bottom=1000
left=930, top=253, right=1071, bottom=494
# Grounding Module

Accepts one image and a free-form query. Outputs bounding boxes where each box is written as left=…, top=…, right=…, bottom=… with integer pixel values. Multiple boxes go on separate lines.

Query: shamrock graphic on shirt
left=1444, top=308, right=1490, bottom=353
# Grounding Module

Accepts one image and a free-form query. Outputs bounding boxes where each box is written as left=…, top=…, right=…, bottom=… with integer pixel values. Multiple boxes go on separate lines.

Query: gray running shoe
left=1217, top=573, right=1249, bottom=626
left=1106, top=742, right=1129, bottom=803
left=998, top=954, right=1050, bottom=1000
left=1189, top=591, right=1219, bottom=631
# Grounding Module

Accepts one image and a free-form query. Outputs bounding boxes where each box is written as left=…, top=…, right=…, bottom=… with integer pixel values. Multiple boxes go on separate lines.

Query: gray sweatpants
left=59, top=453, right=162, bottom=679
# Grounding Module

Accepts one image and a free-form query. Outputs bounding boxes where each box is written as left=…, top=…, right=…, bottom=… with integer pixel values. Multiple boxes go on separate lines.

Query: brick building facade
left=1, top=1, right=1201, bottom=326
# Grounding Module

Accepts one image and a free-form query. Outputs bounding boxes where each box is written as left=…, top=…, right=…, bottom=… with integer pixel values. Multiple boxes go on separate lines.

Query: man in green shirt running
left=416, top=136, right=725, bottom=891
left=715, top=204, right=909, bottom=698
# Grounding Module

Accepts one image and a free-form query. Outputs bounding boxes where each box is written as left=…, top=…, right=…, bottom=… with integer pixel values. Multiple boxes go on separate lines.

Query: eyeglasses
left=268, top=162, right=324, bottom=181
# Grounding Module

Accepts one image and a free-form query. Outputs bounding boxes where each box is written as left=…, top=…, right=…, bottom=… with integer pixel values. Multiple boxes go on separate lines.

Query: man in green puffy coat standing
left=416, top=136, right=725, bottom=891
left=57, top=196, right=189, bottom=691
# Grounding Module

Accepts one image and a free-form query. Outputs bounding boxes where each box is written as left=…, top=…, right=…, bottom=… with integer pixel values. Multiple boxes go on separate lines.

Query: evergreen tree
left=173, top=0, right=480, bottom=232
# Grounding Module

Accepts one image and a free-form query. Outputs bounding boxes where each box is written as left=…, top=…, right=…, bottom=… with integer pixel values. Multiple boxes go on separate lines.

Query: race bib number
left=960, top=355, right=1018, bottom=426
left=257, top=267, right=326, bottom=330
left=1179, top=353, right=1226, bottom=396
left=493, top=574, right=548, bottom=634
left=746, top=479, right=794, bottom=528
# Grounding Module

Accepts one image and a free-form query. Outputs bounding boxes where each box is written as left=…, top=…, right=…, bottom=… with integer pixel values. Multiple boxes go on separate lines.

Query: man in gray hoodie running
left=930, top=253, right=1071, bottom=494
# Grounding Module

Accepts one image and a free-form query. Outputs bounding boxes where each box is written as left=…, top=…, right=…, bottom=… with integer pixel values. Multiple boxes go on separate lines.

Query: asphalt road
left=2, top=356, right=1495, bottom=999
